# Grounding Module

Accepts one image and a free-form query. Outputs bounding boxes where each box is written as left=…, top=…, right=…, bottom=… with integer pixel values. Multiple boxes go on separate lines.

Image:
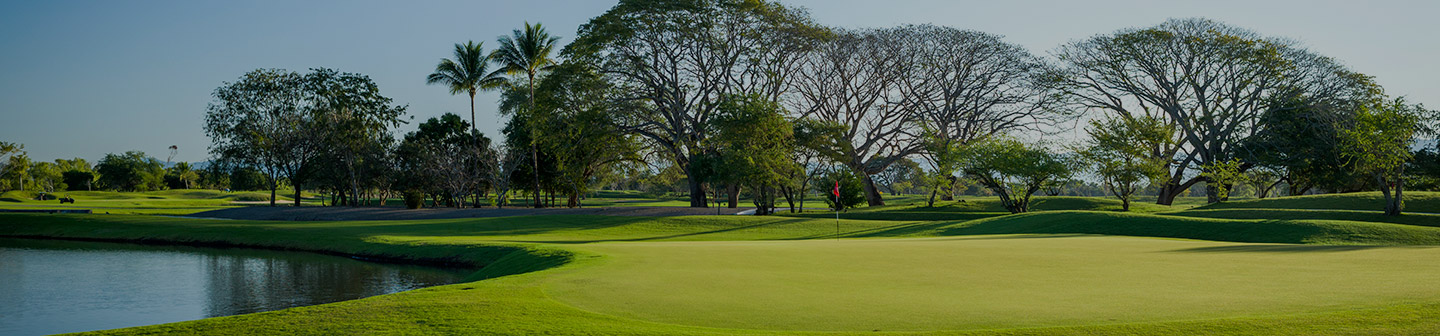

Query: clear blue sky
left=2, top=0, right=1435, bottom=163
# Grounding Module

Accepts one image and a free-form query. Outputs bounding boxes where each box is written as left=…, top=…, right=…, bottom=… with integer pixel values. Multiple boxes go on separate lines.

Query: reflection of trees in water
left=199, top=251, right=462, bottom=317
left=0, top=249, right=20, bottom=315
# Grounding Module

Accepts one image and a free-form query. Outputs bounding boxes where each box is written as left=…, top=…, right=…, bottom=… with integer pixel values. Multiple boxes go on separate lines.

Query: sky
left=1, top=0, right=1436, bottom=163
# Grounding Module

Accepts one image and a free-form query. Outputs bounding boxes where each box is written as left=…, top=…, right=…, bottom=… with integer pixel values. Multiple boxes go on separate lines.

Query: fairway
left=550, top=235, right=1440, bottom=332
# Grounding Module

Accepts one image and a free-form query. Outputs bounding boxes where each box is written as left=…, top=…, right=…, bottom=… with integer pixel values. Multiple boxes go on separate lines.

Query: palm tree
left=491, top=22, right=560, bottom=208
left=426, top=41, right=506, bottom=130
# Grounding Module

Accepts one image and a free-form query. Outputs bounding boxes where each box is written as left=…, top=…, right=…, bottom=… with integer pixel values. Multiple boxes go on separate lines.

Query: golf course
left=5, top=191, right=1440, bottom=335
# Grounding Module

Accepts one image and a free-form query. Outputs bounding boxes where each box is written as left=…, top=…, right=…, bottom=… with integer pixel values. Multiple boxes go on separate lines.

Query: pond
left=0, top=238, right=470, bottom=336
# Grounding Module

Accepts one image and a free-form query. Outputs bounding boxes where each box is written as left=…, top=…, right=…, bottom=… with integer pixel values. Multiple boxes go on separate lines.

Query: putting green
left=547, top=235, right=1440, bottom=332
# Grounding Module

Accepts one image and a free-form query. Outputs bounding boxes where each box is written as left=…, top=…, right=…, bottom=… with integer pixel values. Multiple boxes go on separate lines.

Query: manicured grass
left=1168, top=208, right=1440, bottom=228
left=1197, top=191, right=1440, bottom=213
left=780, top=196, right=1192, bottom=221
left=554, top=236, right=1440, bottom=331
left=8, top=204, right=1440, bottom=333
left=0, top=189, right=317, bottom=215
left=6, top=191, right=1440, bottom=334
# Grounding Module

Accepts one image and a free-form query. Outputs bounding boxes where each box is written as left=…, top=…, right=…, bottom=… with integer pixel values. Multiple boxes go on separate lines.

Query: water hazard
left=0, top=238, right=469, bottom=335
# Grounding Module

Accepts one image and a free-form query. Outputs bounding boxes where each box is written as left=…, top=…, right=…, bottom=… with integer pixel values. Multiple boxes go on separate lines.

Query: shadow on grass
left=1165, top=245, right=1423, bottom=253
left=481, top=218, right=821, bottom=244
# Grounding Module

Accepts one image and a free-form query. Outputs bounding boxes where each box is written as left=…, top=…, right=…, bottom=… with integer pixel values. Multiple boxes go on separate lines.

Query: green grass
left=5, top=191, right=1440, bottom=334
left=1197, top=191, right=1440, bottom=213
left=1168, top=208, right=1440, bottom=228
left=779, top=196, right=1191, bottom=221
left=0, top=189, right=318, bottom=215
left=554, top=236, right=1440, bottom=331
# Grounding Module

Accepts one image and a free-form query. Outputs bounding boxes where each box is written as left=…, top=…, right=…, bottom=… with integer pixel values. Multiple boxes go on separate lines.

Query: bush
left=403, top=191, right=425, bottom=209
left=815, top=169, right=865, bottom=211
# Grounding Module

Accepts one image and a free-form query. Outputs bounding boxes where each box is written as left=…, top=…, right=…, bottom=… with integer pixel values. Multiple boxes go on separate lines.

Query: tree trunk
left=940, top=176, right=955, bottom=201
left=1154, top=179, right=1191, bottom=205
left=468, top=91, right=477, bottom=132
left=686, top=164, right=708, bottom=207
left=294, top=183, right=302, bottom=207
left=268, top=178, right=278, bottom=207
left=1393, top=174, right=1405, bottom=216
left=727, top=184, right=739, bottom=208
left=1377, top=174, right=1396, bottom=216
left=861, top=174, right=884, bottom=206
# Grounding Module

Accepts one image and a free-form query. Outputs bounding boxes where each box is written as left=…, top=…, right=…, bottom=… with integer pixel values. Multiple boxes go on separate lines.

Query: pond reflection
left=0, top=238, right=469, bottom=336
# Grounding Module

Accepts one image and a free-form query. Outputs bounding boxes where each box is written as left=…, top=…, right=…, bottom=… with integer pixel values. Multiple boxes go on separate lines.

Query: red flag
left=832, top=180, right=840, bottom=197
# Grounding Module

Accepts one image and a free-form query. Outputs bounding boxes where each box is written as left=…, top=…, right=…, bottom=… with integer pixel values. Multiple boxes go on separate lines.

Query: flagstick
left=835, top=181, right=840, bottom=241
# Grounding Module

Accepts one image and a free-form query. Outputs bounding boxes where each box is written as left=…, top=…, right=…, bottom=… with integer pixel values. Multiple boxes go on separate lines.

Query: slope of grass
left=780, top=196, right=1193, bottom=221
left=1197, top=191, right=1440, bottom=213
left=1168, top=208, right=1440, bottom=228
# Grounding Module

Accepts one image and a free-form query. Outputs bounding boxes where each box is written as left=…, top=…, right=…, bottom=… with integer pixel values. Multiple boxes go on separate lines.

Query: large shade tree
left=207, top=68, right=405, bottom=206
left=1047, top=18, right=1369, bottom=205
left=568, top=0, right=825, bottom=207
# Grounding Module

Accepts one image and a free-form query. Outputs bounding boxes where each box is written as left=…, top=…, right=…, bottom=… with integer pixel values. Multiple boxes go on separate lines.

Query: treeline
left=0, top=143, right=276, bottom=194
left=12, top=0, right=1440, bottom=216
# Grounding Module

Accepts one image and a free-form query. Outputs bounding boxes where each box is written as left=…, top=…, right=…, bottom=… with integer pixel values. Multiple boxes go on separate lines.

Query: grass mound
left=908, top=210, right=1440, bottom=245
left=780, top=196, right=1186, bottom=221
left=1197, top=191, right=1440, bottom=213
left=1168, top=208, right=1440, bottom=228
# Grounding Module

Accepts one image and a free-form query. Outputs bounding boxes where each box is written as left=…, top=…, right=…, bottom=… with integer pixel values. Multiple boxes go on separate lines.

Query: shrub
left=403, top=191, right=425, bottom=209
left=815, top=169, right=865, bottom=211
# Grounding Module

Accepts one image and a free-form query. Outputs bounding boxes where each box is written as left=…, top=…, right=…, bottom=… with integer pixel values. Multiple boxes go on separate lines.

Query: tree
left=568, top=0, right=825, bottom=207
left=0, top=142, right=22, bottom=191
left=307, top=69, right=408, bottom=207
left=397, top=113, right=492, bottom=208
left=95, top=151, right=166, bottom=191
left=921, top=131, right=964, bottom=207
left=1048, top=18, right=1368, bottom=205
left=815, top=168, right=865, bottom=211
left=29, top=162, right=65, bottom=192
left=205, top=69, right=310, bottom=205
left=792, top=27, right=919, bottom=207
left=62, top=171, right=96, bottom=191
left=207, top=68, right=405, bottom=206
left=708, top=94, right=797, bottom=215
left=520, top=62, right=639, bottom=207
left=2, top=153, right=31, bottom=191
left=426, top=41, right=505, bottom=130
left=959, top=138, right=1074, bottom=213
left=1199, top=158, right=1247, bottom=202
left=1410, top=143, right=1440, bottom=191
left=1240, top=92, right=1378, bottom=195
left=492, top=22, right=561, bottom=209
left=166, top=162, right=199, bottom=190
left=1080, top=116, right=1173, bottom=211
left=1339, top=98, right=1435, bottom=215
left=781, top=119, right=840, bottom=212
left=873, top=158, right=921, bottom=196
